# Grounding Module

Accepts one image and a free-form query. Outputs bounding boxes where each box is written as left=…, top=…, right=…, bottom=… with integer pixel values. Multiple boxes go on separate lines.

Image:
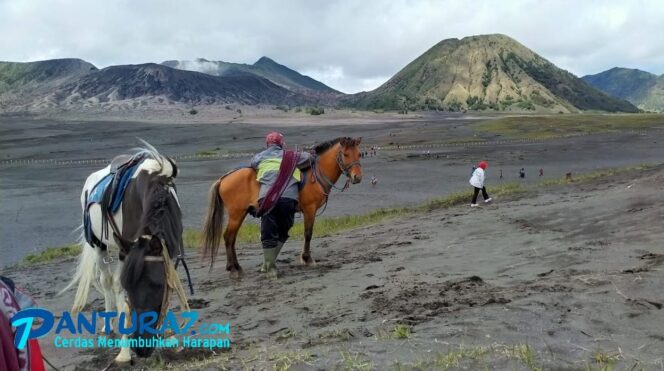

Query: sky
left=1, top=0, right=663, bottom=94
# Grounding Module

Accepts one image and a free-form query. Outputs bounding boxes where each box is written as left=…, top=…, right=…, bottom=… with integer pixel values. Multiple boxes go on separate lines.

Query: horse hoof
left=114, top=354, right=131, bottom=364
left=300, top=255, right=317, bottom=266
left=229, top=270, right=243, bottom=280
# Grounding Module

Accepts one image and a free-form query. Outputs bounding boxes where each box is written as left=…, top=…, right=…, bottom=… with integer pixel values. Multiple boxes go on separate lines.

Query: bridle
left=336, top=150, right=362, bottom=180
left=104, top=181, right=195, bottom=295
left=125, top=235, right=191, bottom=331
left=313, top=148, right=362, bottom=196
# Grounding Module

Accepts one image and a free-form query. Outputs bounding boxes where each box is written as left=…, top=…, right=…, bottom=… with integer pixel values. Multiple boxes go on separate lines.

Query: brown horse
left=202, top=137, right=363, bottom=277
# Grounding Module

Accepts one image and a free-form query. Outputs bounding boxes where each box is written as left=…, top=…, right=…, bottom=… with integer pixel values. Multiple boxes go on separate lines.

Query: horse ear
left=166, top=156, right=178, bottom=178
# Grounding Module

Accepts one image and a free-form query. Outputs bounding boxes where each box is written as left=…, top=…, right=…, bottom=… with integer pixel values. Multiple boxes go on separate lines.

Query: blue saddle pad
left=84, top=160, right=143, bottom=247
left=87, top=162, right=142, bottom=213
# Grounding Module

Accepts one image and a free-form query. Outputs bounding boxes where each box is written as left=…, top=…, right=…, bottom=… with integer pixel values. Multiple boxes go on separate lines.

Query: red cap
left=478, top=161, right=488, bottom=169
left=266, top=132, right=285, bottom=147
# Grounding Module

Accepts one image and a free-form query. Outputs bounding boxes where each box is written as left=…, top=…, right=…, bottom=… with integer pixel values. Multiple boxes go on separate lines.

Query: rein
left=126, top=236, right=191, bottom=332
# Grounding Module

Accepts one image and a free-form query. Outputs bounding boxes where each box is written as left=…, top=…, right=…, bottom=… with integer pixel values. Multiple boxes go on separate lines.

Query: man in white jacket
left=469, top=161, right=492, bottom=207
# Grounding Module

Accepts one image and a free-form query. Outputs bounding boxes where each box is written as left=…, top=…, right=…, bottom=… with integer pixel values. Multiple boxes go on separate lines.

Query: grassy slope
left=0, top=59, right=96, bottom=94
left=582, top=67, right=664, bottom=112
left=582, top=68, right=657, bottom=102
left=21, top=164, right=652, bottom=265
left=473, top=113, right=664, bottom=139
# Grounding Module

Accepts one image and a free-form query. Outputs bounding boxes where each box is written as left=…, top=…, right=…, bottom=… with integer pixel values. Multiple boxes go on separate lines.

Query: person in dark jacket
left=251, top=132, right=311, bottom=277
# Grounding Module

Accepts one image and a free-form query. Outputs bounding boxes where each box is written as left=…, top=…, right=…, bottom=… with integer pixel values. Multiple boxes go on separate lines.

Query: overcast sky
left=1, top=0, right=663, bottom=93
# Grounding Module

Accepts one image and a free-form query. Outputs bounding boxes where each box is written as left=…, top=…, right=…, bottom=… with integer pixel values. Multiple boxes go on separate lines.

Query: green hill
left=0, top=58, right=97, bottom=94
left=582, top=67, right=664, bottom=112
left=348, top=34, right=638, bottom=113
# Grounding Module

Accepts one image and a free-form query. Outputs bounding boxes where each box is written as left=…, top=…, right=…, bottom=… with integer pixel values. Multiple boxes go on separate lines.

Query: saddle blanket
left=84, top=159, right=144, bottom=247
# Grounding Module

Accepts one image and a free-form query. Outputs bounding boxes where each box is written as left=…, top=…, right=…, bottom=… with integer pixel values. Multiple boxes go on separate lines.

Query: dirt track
left=4, top=164, right=663, bottom=370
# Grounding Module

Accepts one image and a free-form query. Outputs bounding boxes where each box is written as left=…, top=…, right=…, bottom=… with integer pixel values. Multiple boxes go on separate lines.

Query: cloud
left=1, top=0, right=663, bottom=93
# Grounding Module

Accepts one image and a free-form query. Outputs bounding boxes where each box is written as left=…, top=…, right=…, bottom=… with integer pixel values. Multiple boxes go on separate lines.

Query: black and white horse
left=61, top=143, right=182, bottom=362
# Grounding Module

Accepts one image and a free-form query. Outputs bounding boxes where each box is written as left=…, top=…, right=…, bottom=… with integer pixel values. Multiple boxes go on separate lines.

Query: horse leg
left=224, top=212, right=246, bottom=279
left=112, top=261, right=125, bottom=329
left=96, top=251, right=116, bottom=333
left=300, top=206, right=317, bottom=266
left=114, top=302, right=132, bottom=364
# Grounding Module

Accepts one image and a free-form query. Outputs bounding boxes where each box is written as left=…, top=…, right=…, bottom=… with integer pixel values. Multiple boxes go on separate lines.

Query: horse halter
left=313, top=147, right=362, bottom=196
left=336, top=150, right=362, bottom=178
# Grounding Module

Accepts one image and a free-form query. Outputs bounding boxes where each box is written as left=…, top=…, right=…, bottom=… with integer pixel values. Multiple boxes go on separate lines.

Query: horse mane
left=121, top=240, right=149, bottom=288
left=312, top=137, right=360, bottom=154
left=139, top=177, right=182, bottom=256
left=130, top=138, right=178, bottom=178
left=121, top=179, right=182, bottom=287
left=121, top=175, right=182, bottom=287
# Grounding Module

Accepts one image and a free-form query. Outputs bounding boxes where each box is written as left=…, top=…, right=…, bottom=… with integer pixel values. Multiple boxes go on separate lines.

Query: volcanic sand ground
left=3, top=164, right=663, bottom=370
left=1, top=112, right=664, bottom=369
left=2, top=112, right=664, bottom=265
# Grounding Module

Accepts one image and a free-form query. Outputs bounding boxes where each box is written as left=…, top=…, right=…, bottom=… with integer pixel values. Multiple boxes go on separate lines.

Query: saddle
left=84, top=153, right=146, bottom=249
left=109, top=154, right=133, bottom=173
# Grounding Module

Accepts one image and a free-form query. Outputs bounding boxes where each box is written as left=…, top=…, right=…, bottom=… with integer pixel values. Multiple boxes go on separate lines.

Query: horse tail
left=59, top=240, right=99, bottom=313
left=202, top=178, right=225, bottom=267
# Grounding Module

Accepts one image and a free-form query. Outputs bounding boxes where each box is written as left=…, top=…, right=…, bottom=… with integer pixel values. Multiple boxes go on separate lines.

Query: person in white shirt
left=469, top=161, right=492, bottom=207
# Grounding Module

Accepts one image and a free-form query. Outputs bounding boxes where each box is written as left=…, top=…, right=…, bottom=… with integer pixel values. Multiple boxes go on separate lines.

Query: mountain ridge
left=0, top=35, right=646, bottom=114
left=162, top=56, right=340, bottom=96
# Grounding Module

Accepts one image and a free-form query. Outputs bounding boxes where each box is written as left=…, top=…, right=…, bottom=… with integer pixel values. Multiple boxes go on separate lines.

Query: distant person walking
left=469, top=161, right=492, bottom=207
left=519, top=168, right=525, bottom=179
left=500, top=169, right=503, bottom=179
left=539, top=168, right=544, bottom=177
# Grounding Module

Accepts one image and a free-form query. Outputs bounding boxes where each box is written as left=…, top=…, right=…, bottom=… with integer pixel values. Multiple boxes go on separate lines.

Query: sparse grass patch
left=157, top=353, right=233, bottom=370
left=195, top=147, right=222, bottom=156
left=502, top=344, right=542, bottom=371
left=319, top=328, right=354, bottom=341
left=275, top=328, right=296, bottom=341
left=270, top=350, right=314, bottom=371
left=21, top=244, right=81, bottom=265
left=402, top=343, right=544, bottom=370
left=391, top=324, right=411, bottom=339
left=592, top=349, right=620, bottom=369
left=432, top=345, right=489, bottom=369
left=474, top=113, right=664, bottom=140
left=338, top=350, right=373, bottom=371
